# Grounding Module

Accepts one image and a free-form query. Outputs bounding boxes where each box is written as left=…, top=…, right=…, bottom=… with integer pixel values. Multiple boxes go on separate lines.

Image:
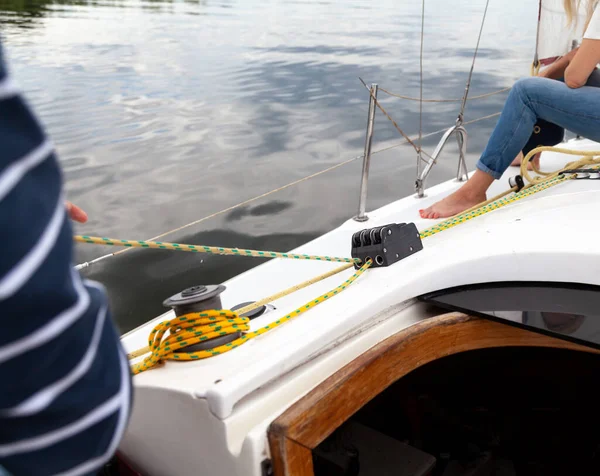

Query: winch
left=163, top=284, right=241, bottom=353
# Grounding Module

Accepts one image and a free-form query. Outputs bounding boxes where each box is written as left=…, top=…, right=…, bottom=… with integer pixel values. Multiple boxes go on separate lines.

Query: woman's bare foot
left=419, top=169, right=494, bottom=219
left=510, top=151, right=541, bottom=170
left=510, top=151, right=524, bottom=167
left=419, top=188, right=486, bottom=219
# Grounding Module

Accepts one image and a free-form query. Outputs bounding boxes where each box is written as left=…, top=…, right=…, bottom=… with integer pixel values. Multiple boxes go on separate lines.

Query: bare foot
left=419, top=188, right=486, bottom=219
left=511, top=152, right=540, bottom=170
left=419, top=169, right=493, bottom=219
left=510, top=152, right=523, bottom=167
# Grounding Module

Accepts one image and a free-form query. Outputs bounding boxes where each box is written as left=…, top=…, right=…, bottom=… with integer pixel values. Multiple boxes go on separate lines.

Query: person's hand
left=66, top=201, right=88, bottom=223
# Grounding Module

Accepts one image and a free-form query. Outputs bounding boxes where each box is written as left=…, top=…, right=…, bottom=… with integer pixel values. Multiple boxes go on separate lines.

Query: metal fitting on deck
left=351, top=223, right=423, bottom=270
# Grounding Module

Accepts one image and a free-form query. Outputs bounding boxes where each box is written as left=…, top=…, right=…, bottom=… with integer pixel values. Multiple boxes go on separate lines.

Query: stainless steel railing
left=354, top=83, right=378, bottom=222
left=415, top=124, right=468, bottom=198
left=354, top=84, right=469, bottom=220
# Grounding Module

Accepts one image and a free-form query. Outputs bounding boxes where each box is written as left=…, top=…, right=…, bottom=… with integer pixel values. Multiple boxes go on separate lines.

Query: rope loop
left=132, top=310, right=250, bottom=374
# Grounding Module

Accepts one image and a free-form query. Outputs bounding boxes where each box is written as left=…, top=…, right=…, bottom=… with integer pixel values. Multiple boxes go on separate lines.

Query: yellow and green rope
left=131, top=260, right=371, bottom=375
left=74, top=235, right=358, bottom=264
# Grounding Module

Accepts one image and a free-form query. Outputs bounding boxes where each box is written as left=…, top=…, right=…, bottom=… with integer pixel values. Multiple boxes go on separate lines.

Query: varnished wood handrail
left=267, top=313, right=600, bottom=476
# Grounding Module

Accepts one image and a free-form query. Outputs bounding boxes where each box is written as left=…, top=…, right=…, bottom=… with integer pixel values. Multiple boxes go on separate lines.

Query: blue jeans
left=477, top=74, right=600, bottom=179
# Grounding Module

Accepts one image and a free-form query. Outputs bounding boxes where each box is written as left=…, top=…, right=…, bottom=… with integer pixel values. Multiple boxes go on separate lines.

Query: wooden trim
left=268, top=431, right=313, bottom=476
left=268, top=313, right=600, bottom=475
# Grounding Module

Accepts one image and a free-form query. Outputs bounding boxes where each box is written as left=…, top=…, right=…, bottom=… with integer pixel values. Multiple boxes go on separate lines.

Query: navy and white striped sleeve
left=0, top=43, right=132, bottom=475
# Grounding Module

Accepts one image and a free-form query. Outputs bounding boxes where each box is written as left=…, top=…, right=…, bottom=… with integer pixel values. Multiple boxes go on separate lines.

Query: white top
left=584, top=7, right=600, bottom=39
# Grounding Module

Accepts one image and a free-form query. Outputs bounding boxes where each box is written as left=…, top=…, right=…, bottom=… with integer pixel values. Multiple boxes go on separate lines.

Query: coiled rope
left=519, top=146, right=600, bottom=184
left=130, top=261, right=371, bottom=375
left=126, top=262, right=355, bottom=361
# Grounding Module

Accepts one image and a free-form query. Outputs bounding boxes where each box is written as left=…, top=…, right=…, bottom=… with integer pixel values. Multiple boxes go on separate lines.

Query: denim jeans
left=477, top=71, right=600, bottom=179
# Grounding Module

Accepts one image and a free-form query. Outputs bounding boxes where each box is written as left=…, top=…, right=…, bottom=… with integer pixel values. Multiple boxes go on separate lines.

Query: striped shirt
left=0, top=43, right=131, bottom=475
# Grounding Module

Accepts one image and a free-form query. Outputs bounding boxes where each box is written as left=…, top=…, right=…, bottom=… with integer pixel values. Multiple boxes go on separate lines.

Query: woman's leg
left=509, top=74, right=590, bottom=168
left=420, top=77, right=600, bottom=219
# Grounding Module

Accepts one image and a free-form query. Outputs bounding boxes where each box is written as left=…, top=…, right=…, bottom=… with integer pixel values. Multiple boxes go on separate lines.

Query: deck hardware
left=351, top=223, right=423, bottom=269
left=560, top=168, right=600, bottom=179
left=415, top=124, right=468, bottom=198
left=163, top=284, right=241, bottom=352
left=508, top=175, right=525, bottom=192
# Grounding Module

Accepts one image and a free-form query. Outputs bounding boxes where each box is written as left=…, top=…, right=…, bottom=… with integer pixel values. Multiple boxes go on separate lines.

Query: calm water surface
left=0, top=0, right=537, bottom=332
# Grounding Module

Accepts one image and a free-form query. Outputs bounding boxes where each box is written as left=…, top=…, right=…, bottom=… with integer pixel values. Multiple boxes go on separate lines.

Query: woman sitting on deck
left=420, top=0, right=600, bottom=219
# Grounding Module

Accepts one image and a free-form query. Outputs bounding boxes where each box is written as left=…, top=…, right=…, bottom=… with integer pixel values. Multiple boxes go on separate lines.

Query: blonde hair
left=564, top=0, right=598, bottom=30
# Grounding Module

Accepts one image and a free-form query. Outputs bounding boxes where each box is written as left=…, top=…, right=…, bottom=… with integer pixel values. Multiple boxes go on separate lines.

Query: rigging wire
left=418, top=0, right=426, bottom=176
left=531, top=0, right=543, bottom=76
left=458, top=0, right=492, bottom=124
left=379, top=86, right=511, bottom=103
